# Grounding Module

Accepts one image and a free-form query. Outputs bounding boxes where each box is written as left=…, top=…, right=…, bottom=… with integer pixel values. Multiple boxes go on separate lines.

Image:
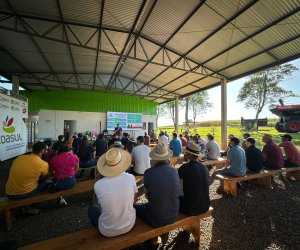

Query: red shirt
left=279, top=141, right=300, bottom=165
left=180, top=137, right=188, bottom=147
left=50, top=152, right=79, bottom=179
left=262, top=141, right=284, bottom=167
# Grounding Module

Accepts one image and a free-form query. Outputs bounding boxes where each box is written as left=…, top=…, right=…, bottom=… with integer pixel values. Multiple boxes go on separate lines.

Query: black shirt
left=178, top=160, right=210, bottom=215
left=92, top=139, right=107, bottom=157
left=245, top=145, right=264, bottom=172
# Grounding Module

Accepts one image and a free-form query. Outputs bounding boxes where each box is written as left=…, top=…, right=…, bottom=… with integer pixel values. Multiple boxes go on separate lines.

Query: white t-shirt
left=206, top=140, right=220, bottom=160
left=131, top=144, right=151, bottom=174
left=158, top=135, right=169, bottom=147
left=94, top=172, right=137, bottom=237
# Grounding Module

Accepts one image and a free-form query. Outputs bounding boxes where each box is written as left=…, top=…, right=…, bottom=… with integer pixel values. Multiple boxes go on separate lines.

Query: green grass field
left=158, top=124, right=300, bottom=150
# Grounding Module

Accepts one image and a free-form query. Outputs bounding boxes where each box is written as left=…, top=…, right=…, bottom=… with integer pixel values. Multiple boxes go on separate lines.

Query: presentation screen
left=107, top=112, right=143, bottom=131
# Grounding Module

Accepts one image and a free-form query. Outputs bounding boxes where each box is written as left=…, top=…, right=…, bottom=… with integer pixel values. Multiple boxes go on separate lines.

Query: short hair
left=33, top=142, right=46, bottom=154
left=44, top=140, right=52, bottom=147
left=173, top=132, right=178, bottom=137
left=246, top=137, right=256, bottom=145
left=230, top=137, right=240, bottom=145
left=243, top=133, right=251, bottom=138
left=179, top=134, right=183, bottom=137
left=98, top=133, right=104, bottom=139
left=78, top=133, right=83, bottom=138
left=207, top=134, right=214, bottom=140
left=58, top=141, right=71, bottom=154
left=58, top=135, right=64, bottom=140
left=137, top=136, right=144, bottom=143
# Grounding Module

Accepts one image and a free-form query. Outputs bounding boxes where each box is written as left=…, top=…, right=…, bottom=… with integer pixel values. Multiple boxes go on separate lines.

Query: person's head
left=179, top=134, right=183, bottom=138
left=228, top=134, right=235, bottom=140
left=230, top=137, right=240, bottom=147
left=245, top=137, right=256, bottom=148
left=149, top=142, right=173, bottom=166
left=280, top=134, right=292, bottom=142
left=78, top=133, right=83, bottom=138
left=160, top=131, right=165, bottom=136
left=33, top=142, right=47, bottom=157
left=97, top=148, right=131, bottom=177
left=128, top=136, right=136, bottom=144
left=57, top=141, right=71, bottom=154
left=113, top=141, right=124, bottom=149
left=44, top=140, right=53, bottom=148
left=172, top=132, right=178, bottom=138
left=116, top=123, right=120, bottom=127
left=207, top=133, right=214, bottom=141
left=137, top=136, right=144, bottom=145
left=262, top=134, right=273, bottom=143
left=165, top=131, right=168, bottom=134
left=98, top=133, right=104, bottom=140
left=122, top=132, right=128, bottom=138
left=185, top=142, right=201, bottom=161
left=243, top=133, right=251, bottom=139
left=58, top=135, right=64, bottom=141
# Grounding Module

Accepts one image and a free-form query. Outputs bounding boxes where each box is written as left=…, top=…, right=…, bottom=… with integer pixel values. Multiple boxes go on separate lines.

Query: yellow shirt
left=6, top=154, right=49, bottom=195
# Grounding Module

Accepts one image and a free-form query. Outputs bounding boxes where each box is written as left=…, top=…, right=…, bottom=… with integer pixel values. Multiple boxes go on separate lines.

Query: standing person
left=134, top=142, right=180, bottom=227
left=179, top=134, right=188, bottom=147
left=169, top=132, right=182, bottom=166
left=214, top=137, right=246, bottom=177
left=130, top=136, right=151, bottom=175
left=87, top=148, right=137, bottom=237
left=206, top=134, right=220, bottom=160
left=178, top=142, right=210, bottom=215
left=92, top=134, right=108, bottom=159
left=49, top=141, right=79, bottom=191
left=52, top=135, right=64, bottom=152
left=150, top=130, right=157, bottom=142
left=244, top=137, right=264, bottom=172
left=279, top=134, right=300, bottom=167
left=262, top=134, right=284, bottom=169
left=6, top=142, right=49, bottom=214
left=114, top=123, right=122, bottom=134
left=144, top=132, right=150, bottom=146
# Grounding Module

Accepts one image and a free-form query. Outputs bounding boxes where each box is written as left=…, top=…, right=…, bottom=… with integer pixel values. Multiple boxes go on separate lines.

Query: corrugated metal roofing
left=0, top=0, right=299, bottom=103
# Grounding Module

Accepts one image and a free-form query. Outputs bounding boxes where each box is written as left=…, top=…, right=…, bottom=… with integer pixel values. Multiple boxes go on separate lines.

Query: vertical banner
left=0, top=93, right=28, bottom=161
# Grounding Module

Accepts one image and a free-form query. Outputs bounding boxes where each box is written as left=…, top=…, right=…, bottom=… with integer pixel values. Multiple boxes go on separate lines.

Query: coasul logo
left=2, top=115, right=15, bottom=133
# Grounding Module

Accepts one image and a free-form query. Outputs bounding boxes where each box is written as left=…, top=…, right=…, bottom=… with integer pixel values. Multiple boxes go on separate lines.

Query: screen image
left=107, top=112, right=143, bottom=131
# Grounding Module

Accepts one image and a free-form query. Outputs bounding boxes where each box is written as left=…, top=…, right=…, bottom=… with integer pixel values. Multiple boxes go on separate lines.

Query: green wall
left=22, top=90, right=157, bottom=115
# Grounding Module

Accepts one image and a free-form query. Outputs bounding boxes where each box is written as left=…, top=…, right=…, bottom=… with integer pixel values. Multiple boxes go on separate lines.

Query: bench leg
left=257, top=176, right=272, bottom=188
left=5, top=210, right=13, bottom=231
left=223, top=181, right=237, bottom=198
left=183, top=220, right=200, bottom=245
left=286, top=170, right=300, bottom=180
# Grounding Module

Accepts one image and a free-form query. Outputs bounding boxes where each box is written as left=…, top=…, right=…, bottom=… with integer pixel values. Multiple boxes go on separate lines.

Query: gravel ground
left=0, top=159, right=300, bottom=250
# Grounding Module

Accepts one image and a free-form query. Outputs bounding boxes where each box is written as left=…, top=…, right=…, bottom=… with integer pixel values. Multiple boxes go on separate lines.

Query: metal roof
left=0, top=0, right=299, bottom=103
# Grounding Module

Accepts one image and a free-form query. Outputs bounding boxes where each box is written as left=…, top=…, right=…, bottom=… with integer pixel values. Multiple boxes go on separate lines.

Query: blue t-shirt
left=227, top=145, right=246, bottom=176
left=169, top=138, right=182, bottom=157
left=144, top=161, right=180, bottom=227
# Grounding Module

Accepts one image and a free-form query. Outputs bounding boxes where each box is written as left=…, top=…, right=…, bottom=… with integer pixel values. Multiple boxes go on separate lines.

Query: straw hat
left=113, top=141, right=124, bottom=148
left=149, top=142, right=173, bottom=161
left=97, top=148, right=131, bottom=177
left=185, top=142, right=201, bottom=156
left=128, top=136, right=136, bottom=143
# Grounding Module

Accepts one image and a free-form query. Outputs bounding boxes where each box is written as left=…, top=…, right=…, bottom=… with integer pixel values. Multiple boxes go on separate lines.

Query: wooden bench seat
left=281, top=166, right=300, bottom=180
left=20, top=207, right=213, bottom=250
left=0, top=180, right=95, bottom=231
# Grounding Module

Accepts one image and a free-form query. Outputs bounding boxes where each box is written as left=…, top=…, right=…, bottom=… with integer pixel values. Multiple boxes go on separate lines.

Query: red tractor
left=269, top=99, right=300, bottom=133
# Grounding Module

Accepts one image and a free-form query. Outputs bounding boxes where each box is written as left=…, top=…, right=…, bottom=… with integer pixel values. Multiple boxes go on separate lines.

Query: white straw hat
left=185, top=142, right=201, bottom=156
left=149, top=142, right=173, bottom=161
left=128, top=136, right=136, bottom=143
left=97, top=148, right=131, bottom=177
left=113, top=141, right=124, bottom=148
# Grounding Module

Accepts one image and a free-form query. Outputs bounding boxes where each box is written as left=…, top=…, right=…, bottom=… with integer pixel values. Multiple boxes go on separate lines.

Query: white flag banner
left=0, top=93, right=28, bottom=161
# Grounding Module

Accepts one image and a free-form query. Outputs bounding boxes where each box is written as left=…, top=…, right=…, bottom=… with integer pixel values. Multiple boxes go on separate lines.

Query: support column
left=221, top=78, right=227, bottom=150
left=12, top=75, right=19, bottom=97
left=175, top=96, right=179, bottom=133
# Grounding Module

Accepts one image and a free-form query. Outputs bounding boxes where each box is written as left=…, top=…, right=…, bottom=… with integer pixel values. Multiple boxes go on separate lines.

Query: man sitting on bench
left=5, top=142, right=49, bottom=214
left=178, top=142, right=210, bottom=215
left=87, top=148, right=137, bottom=237
left=279, top=134, right=300, bottom=167
left=262, top=134, right=284, bottom=170
left=134, top=142, right=180, bottom=227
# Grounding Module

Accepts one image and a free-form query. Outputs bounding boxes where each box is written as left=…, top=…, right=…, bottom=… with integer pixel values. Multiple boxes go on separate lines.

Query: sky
left=158, top=58, right=300, bottom=126
left=1, top=59, right=300, bottom=126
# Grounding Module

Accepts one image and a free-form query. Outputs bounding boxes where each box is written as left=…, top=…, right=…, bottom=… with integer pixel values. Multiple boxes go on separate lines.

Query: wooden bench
left=0, top=180, right=95, bottom=231
left=20, top=207, right=213, bottom=250
left=281, top=166, right=300, bottom=180
left=216, top=169, right=281, bottom=198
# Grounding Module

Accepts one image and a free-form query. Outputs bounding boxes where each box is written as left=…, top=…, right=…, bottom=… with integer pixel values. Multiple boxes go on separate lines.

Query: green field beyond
left=158, top=120, right=300, bottom=150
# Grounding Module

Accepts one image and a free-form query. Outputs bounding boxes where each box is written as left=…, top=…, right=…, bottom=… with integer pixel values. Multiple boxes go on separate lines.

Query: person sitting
left=121, top=132, right=129, bottom=149
left=78, top=136, right=97, bottom=168
left=49, top=141, right=79, bottom=191
left=144, top=132, right=150, bottom=146
left=244, top=137, right=264, bottom=172
left=179, top=134, right=188, bottom=147
left=130, top=136, right=151, bottom=175
left=112, top=141, right=124, bottom=149
left=158, top=131, right=169, bottom=147
left=126, top=136, right=136, bottom=153
left=72, top=133, right=83, bottom=154
left=178, top=142, right=210, bottom=215
left=87, top=148, right=137, bottom=237
left=6, top=142, right=49, bottom=214
left=42, top=140, right=56, bottom=163
left=279, top=134, right=300, bottom=167
left=206, top=134, right=220, bottom=160
left=52, top=135, right=64, bottom=152
left=221, top=134, right=235, bottom=157
left=150, top=130, right=157, bottom=142
left=262, top=134, right=284, bottom=169
left=92, top=133, right=108, bottom=159
left=214, top=137, right=246, bottom=177
left=194, top=134, right=206, bottom=152
left=134, top=142, right=180, bottom=227
left=169, top=132, right=182, bottom=166
left=108, top=133, right=121, bottom=148
left=241, top=133, right=251, bottom=150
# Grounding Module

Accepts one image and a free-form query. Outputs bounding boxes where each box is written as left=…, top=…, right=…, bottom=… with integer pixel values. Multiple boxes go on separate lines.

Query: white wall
left=37, top=109, right=157, bottom=140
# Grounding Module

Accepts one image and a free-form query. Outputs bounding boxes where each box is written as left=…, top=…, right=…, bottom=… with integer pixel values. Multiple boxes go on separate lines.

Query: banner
left=0, top=93, right=28, bottom=161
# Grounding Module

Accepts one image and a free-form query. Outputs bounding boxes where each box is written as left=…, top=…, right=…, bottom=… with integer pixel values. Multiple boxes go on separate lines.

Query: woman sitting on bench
left=78, top=136, right=97, bottom=168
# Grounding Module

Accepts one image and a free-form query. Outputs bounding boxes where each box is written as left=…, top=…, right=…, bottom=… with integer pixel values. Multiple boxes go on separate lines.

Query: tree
left=159, top=101, right=176, bottom=127
left=237, top=64, right=298, bottom=122
left=189, top=91, right=212, bottom=127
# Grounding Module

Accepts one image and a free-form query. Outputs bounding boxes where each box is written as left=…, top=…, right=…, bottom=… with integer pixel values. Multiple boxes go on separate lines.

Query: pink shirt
left=279, top=141, right=300, bottom=165
left=50, top=152, right=79, bottom=179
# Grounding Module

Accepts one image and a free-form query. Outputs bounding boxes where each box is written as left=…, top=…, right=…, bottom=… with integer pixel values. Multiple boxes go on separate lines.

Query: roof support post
left=12, top=75, right=19, bottom=97
left=221, top=78, right=227, bottom=150
left=175, top=96, right=179, bottom=134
